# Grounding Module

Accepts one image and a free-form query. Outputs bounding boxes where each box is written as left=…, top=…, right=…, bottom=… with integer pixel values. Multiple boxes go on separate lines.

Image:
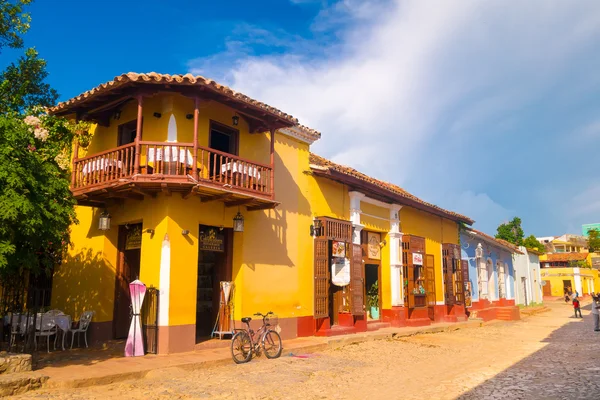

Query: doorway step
left=366, top=321, right=391, bottom=331
left=315, top=325, right=358, bottom=337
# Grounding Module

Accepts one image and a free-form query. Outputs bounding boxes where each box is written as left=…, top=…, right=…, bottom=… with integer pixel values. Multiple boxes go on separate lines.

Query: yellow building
left=49, top=72, right=474, bottom=353
left=540, top=253, right=600, bottom=297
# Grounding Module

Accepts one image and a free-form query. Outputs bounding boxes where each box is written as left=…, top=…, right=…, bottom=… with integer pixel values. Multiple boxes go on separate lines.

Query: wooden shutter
left=425, top=255, right=436, bottom=307
left=454, top=257, right=464, bottom=304
left=403, top=235, right=415, bottom=308
left=350, top=244, right=365, bottom=316
left=442, top=244, right=455, bottom=306
left=314, top=238, right=329, bottom=319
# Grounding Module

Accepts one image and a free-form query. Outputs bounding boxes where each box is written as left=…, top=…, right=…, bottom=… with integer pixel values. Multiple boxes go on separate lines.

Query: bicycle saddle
left=241, top=317, right=252, bottom=323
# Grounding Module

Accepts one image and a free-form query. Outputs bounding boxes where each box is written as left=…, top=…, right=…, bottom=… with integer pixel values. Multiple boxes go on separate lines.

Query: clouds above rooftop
left=188, top=0, right=600, bottom=235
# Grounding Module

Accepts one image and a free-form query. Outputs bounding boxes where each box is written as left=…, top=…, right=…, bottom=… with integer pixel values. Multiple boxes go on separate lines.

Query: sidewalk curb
left=39, top=320, right=488, bottom=392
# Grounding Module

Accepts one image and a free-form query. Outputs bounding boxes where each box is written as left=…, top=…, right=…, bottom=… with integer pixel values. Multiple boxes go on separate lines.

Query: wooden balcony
left=71, top=141, right=276, bottom=210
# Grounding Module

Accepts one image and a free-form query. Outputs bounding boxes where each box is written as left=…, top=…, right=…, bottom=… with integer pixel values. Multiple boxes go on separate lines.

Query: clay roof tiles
left=50, top=72, right=321, bottom=141
left=542, top=253, right=588, bottom=262
left=309, top=153, right=474, bottom=225
left=466, top=228, right=524, bottom=254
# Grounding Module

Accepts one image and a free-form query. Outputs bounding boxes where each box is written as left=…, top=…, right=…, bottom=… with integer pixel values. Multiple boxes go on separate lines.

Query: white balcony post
left=349, top=191, right=365, bottom=244
left=389, top=205, right=403, bottom=306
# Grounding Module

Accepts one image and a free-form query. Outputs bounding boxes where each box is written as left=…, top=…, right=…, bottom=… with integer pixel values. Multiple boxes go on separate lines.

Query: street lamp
left=98, top=210, right=111, bottom=231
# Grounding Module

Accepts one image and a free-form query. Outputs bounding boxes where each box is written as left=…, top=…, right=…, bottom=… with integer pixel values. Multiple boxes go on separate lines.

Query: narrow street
left=14, top=301, right=600, bottom=400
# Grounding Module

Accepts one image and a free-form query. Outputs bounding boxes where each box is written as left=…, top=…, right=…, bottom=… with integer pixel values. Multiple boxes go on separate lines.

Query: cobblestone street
left=12, top=302, right=600, bottom=400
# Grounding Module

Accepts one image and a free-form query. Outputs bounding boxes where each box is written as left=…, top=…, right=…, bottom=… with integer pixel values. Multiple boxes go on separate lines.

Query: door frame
left=113, top=222, right=143, bottom=339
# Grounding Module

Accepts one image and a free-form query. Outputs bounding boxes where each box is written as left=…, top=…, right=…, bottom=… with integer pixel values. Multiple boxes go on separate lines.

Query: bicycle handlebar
left=253, top=311, right=274, bottom=318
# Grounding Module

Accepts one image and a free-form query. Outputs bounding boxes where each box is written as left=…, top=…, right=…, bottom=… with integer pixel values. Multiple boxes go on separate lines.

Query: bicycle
left=230, top=311, right=282, bottom=364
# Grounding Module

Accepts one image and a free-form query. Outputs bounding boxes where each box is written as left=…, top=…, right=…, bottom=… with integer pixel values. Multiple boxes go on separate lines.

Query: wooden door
left=454, top=258, right=465, bottom=304
left=314, top=239, right=329, bottom=319
left=350, top=244, right=365, bottom=316
left=114, top=223, right=142, bottom=339
left=442, top=244, right=454, bottom=305
left=425, top=254, right=436, bottom=320
left=543, top=281, right=552, bottom=297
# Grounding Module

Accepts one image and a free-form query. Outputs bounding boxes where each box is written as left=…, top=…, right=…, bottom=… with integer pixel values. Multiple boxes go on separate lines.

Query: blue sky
left=5, top=0, right=600, bottom=237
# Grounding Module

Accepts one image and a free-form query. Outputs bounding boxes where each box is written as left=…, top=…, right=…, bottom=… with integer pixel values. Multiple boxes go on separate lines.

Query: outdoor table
left=82, top=158, right=123, bottom=175
left=220, top=161, right=261, bottom=181
left=54, top=315, right=72, bottom=351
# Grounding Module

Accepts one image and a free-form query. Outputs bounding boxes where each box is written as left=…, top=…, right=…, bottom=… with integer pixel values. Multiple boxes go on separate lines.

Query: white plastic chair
left=34, top=312, right=57, bottom=353
left=69, top=311, right=94, bottom=349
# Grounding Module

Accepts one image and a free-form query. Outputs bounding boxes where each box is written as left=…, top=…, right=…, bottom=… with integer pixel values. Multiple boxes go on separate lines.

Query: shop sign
left=332, top=241, right=346, bottom=258
left=464, top=281, right=472, bottom=307
left=199, top=228, right=225, bottom=252
left=367, top=232, right=381, bottom=260
left=412, top=253, right=423, bottom=265
left=125, top=226, right=142, bottom=250
left=331, top=257, right=350, bottom=287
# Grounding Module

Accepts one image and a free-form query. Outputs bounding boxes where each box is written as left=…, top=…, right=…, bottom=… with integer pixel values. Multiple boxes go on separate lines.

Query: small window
left=118, top=120, right=137, bottom=146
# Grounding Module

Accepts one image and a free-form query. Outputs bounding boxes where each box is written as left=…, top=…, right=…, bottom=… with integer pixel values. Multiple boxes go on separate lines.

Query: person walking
left=592, top=293, right=600, bottom=332
left=573, top=297, right=582, bottom=318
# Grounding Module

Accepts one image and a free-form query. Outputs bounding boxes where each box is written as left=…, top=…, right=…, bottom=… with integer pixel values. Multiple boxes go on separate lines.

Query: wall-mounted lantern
left=233, top=211, right=244, bottom=232
left=232, top=113, right=239, bottom=126
left=98, top=210, right=111, bottom=231
left=153, top=112, right=162, bottom=119
left=310, top=219, right=323, bottom=237
left=186, top=113, right=193, bottom=120
left=114, top=110, right=121, bottom=120
left=182, top=229, right=190, bottom=236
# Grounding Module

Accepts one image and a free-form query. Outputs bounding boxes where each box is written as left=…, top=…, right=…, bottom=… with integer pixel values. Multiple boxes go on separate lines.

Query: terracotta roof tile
left=466, top=229, right=524, bottom=254
left=50, top=72, right=321, bottom=141
left=309, top=153, right=473, bottom=224
left=542, top=253, right=588, bottom=262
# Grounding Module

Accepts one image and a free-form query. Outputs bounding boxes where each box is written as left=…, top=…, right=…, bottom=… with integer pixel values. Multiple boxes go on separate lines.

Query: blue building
left=460, top=228, right=520, bottom=309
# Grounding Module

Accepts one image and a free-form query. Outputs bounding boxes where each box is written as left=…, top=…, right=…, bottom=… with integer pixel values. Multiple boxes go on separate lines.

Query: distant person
left=565, top=288, right=570, bottom=303
left=573, top=297, right=582, bottom=318
left=592, top=293, right=600, bottom=332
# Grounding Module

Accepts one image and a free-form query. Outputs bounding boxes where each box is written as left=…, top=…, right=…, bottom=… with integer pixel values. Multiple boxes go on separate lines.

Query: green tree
left=0, top=48, right=59, bottom=113
left=588, top=229, right=600, bottom=253
left=495, top=217, right=525, bottom=246
left=0, top=112, right=78, bottom=274
left=523, top=235, right=545, bottom=253
left=0, top=0, right=32, bottom=52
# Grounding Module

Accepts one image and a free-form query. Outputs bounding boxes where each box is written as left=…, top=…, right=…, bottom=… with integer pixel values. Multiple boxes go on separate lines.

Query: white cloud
left=188, top=0, right=600, bottom=234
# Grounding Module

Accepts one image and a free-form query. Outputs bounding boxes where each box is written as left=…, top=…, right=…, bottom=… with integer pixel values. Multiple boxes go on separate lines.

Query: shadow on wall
left=52, top=248, right=116, bottom=324
left=240, top=149, right=312, bottom=270
left=457, top=303, right=599, bottom=399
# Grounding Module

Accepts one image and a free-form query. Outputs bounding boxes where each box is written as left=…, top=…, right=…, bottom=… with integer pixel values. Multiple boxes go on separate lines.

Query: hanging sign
left=199, top=228, right=224, bottom=252
left=412, top=253, right=423, bottom=265
left=332, top=241, right=346, bottom=258
left=331, top=257, right=351, bottom=287
left=367, top=232, right=381, bottom=260
left=125, top=226, right=142, bottom=250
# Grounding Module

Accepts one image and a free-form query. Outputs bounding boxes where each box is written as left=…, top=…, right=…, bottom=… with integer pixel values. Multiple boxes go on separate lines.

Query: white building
left=513, top=246, right=543, bottom=306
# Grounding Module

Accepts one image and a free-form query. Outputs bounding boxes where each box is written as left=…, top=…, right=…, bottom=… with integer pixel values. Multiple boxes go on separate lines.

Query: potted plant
left=367, top=281, right=379, bottom=319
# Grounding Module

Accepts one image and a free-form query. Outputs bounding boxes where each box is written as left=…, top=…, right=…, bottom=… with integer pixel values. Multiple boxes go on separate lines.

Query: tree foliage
left=588, top=229, right=600, bottom=253
left=0, top=111, right=78, bottom=274
left=0, top=0, right=32, bottom=52
left=523, top=235, right=545, bottom=254
left=0, top=47, right=58, bottom=113
left=495, top=217, right=524, bottom=246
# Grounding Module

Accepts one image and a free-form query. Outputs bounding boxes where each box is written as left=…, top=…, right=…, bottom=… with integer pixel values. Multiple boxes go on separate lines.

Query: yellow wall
left=401, top=207, right=459, bottom=303
left=55, top=104, right=314, bottom=330
left=540, top=267, right=600, bottom=296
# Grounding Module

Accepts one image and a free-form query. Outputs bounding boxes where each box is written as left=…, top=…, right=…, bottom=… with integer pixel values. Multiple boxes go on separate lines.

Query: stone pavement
left=6, top=305, right=564, bottom=399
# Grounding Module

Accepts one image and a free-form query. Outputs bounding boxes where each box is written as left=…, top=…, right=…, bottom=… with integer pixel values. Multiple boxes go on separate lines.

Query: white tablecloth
left=220, top=161, right=261, bottom=181
left=148, top=147, right=193, bottom=166
left=82, top=158, right=123, bottom=174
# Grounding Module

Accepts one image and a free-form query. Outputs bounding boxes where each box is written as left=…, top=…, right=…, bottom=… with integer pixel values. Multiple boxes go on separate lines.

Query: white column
left=438, top=243, right=445, bottom=305
left=349, top=191, right=365, bottom=244
left=159, top=233, right=170, bottom=327
left=389, top=205, right=403, bottom=306
left=574, top=267, right=583, bottom=295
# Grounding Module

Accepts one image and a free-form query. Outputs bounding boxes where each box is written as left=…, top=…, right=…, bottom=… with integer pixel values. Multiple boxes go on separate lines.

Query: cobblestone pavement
left=12, top=302, right=600, bottom=400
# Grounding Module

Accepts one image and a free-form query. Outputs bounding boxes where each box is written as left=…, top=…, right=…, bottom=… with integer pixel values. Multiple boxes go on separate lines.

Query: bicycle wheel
left=261, top=330, right=282, bottom=359
left=231, top=331, right=253, bottom=364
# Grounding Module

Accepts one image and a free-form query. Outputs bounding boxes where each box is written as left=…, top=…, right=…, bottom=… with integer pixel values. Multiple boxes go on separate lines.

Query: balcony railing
left=72, top=141, right=273, bottom=198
